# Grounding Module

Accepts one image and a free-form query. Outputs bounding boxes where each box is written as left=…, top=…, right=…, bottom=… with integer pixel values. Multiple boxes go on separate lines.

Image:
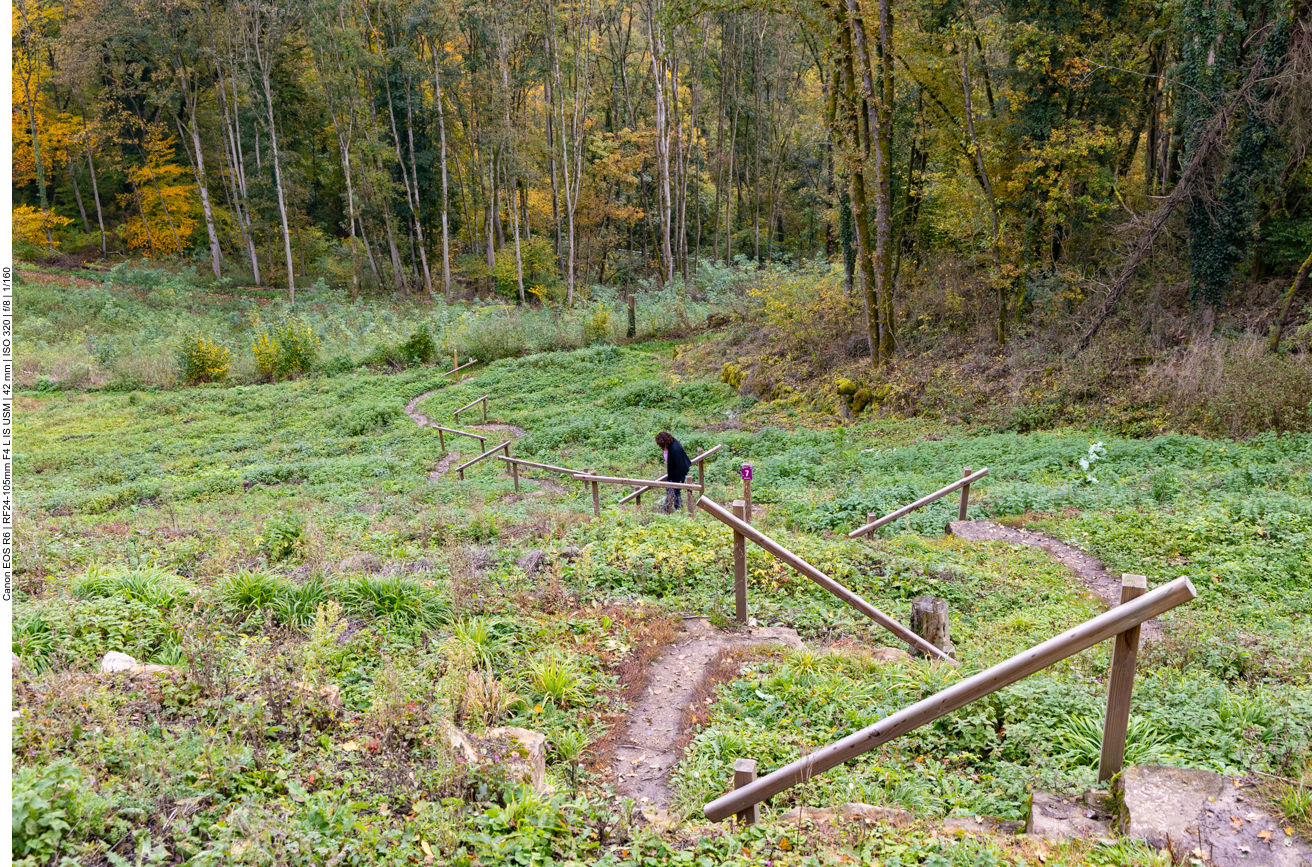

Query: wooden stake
left=732, top=500, right=747, bottom=623
left=438, top=428, right=445, bottom=452
left=733, top=758, right=759, bottom=826
left=482, top=396, right=487, bottom=424
left=744, top=475, right=752, bottom=523
left=1098, top=574, right=1147, bottom=782
left=511, top=461, right=519, bottom=492
left=592, top=481, right=600, bottom=517
left=958, top=467, right=972, bottom=521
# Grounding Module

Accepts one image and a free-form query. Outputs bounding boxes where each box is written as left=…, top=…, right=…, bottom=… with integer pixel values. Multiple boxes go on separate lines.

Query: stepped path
left=948, top=520, right=1163, bottom=639
left=613, top=617, right=806, bottom=812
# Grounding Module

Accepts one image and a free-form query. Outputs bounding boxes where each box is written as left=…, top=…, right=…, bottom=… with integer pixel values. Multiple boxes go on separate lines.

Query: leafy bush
left=583, top=306, right=611, bottom=344
left=252, top=317, right=320, bottom=380
left=259, top=512, right=305, bottom=562
left=13, top=759, right=83, bottom=865
left=176, top=332, right=230, bottom=384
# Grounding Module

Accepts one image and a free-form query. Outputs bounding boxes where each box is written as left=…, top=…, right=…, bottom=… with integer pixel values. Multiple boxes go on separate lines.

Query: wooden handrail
left=848, top=468, right=991, bottom=538
left=429, top=424, right=486, bottom=453
left=699, top=497, right=953, bottom=662
left=704, top=575, right=1198, bottom=822
left=572, top=474, right=703, bottom=491
left=453, top=394, right=488, bottom=424
left=617, top=444, right=724, bottom=505
left=454, top=441, right=512, bottom=479
left=444, top=358, right=479, bottom=376
left=497, top=456, right=579, bottom=475
left=618, top=473, right=669, bottom=504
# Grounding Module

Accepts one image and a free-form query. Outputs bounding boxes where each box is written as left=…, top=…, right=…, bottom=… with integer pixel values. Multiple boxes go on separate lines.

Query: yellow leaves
left=115, top=123, right=198, bottom=255
left=12, top=205, right=72, bottom=247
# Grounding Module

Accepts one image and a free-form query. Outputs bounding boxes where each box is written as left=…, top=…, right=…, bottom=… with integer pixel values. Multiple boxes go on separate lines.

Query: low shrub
left=13, top=759, right=84, bottom=866
left=176, top=332, right=231, bottom=384
left=339, top=574, right=449, bottom=631
left=252, top=317, right=320, bottom=381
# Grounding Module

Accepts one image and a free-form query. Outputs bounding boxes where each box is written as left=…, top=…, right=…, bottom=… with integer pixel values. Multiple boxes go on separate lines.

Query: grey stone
left=1118, top=765, right=1312, bottom=867
left=100, top=651, right=138, bottom=673
left=1026, top=791, right=1115, bottom=841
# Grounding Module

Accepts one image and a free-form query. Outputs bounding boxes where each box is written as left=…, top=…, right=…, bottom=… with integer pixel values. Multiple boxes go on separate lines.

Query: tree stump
left=910, top=596, right=955, bottom=659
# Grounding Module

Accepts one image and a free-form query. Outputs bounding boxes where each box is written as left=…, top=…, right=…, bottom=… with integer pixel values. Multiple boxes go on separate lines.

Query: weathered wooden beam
left=703, top=576, right=1196, bottom=822
left=733, top=500, right=748, bottom=624
left=848, top=468, right=991, bottom=538
left=698, top=497, right=953, bottom=663
left=572, top=474, right=703, bottom=491
left=617, top=445, right=723, bottom=505
left=454, top=441, right=513, bottom=480
left=497, top=456, right=579, bottom=475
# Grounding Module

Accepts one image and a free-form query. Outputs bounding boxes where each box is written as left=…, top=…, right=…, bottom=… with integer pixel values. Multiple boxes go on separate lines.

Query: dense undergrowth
left=12, top=268, right=1312, bottom=865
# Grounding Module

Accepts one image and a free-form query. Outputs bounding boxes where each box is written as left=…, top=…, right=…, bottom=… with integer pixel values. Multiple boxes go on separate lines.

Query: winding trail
left=613, top=617, right=805, bottom=813
left=404, top=389, right=444, bottom=429
left=948, top=520, right=1163, bottom=639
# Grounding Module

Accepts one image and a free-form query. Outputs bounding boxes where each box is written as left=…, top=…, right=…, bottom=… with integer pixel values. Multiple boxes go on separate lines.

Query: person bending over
left=655, top=431, right=691, bottom=513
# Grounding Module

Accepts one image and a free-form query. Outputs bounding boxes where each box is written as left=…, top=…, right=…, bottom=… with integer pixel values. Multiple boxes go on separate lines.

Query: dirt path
left=613, top=616, right=805, bottom=813
left=405, top=389, right=443, bottom=429
left=947, top=520, right=1162, bottom=639
left=427, top=452, right=463, bottom=482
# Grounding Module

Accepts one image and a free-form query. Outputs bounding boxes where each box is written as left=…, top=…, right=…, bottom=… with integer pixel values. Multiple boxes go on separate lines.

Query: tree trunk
left=432, top=46, right=453, bottom=299
left=1269, top=247, right=1312, bottom=352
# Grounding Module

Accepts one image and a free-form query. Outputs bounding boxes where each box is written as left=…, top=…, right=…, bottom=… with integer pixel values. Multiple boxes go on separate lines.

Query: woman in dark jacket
left=655, top=431, right=691, bottom=513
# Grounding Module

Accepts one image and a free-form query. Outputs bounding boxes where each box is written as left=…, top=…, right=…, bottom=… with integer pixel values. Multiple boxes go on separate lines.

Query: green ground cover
left=12, top=285, right=1312, bottom=866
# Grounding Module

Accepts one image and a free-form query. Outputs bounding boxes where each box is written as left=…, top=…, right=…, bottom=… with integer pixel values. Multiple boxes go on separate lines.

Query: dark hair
left=655, top=431, right=674, bottom=448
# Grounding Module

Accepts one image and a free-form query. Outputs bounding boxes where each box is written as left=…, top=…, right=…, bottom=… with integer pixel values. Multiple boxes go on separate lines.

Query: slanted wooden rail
left=848, top=467, right=990, bottom=538
left=445, top=357, right=479, bottom=377
left=698, top=497, right=953, bottom=662
left=574, top=473, right=703, bottom=517
left=498, top=456, right=584, bottom=492
left=704, top=574, right=1197, bottom=823
left=453, top=440, right=512, bottom=480
left=617, top=444, right=724, bottom=508
left=452, top=394, right=488, bottom=425
left=430, top=424, right=486, bottom=453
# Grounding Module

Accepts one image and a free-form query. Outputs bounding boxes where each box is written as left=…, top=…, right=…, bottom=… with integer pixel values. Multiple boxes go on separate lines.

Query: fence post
left=958, top=467, right=972, bottom=521
left=635, top=491, right=641, bottom=511
left=744, top=474, right=752, bottom=523
left=1098, top=574, right=1148, bottom=782
left=437, top=428, right=445, bottom=452
left=627, top=294, right=636, bottom=338
left=732, top=500, right=748, bottom=624
left=511, top=461, right=519, bottom=492
left=733, top=758, right=759, bottom=826
left=698, top=460, right=705, bottom=493
left=866, top=512, right=878, bottom=539
left=592, top=481, right=600, bottom=518
left=687, top=481, right=697, bottom=516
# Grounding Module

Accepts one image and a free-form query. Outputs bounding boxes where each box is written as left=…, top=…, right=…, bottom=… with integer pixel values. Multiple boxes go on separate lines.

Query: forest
left=12, top=0, right=1311, bottom=363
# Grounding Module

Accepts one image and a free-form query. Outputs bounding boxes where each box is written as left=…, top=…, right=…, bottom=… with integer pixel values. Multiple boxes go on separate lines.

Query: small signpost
left=741, top=464, right=753, bottom=523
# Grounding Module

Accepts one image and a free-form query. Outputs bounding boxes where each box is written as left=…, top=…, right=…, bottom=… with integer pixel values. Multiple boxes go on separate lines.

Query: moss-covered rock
left=835, top=377, right=859, bottom=397
left=851, top=387, right=873, bottom=413
left=720, top=362, right=745, bottom=389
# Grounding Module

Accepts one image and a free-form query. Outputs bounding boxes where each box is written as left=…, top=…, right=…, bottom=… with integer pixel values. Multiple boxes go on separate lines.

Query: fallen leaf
left=778, top=836, right=793, bottom=851
left=420, top=840, right=434, bottom=858
left=340, top=741, right=360, bottom=752
left=1258, top=830, right=1273, bottom=843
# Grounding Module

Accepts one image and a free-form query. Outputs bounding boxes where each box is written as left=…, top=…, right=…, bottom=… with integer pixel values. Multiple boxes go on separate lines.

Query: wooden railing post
left=437, top=428, right=446, bottom=452
left=482, top=395, right=488, bottom=424
left=687, top=482, right=697, bottom=515
left=732, top=500, right=747, bottom=623
left=733, top=758, right=759, bottom=826
left=743, top=473, right=752, bottom=523
left=592, top=481, right=600, bottom=517
left=958, top=467, right=972, bottom=521
left=1098, top=573, right=1148, bottom=782
left=511, top=461, right=519, bottom=492
left=866, top=512, right=877, bottom=539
